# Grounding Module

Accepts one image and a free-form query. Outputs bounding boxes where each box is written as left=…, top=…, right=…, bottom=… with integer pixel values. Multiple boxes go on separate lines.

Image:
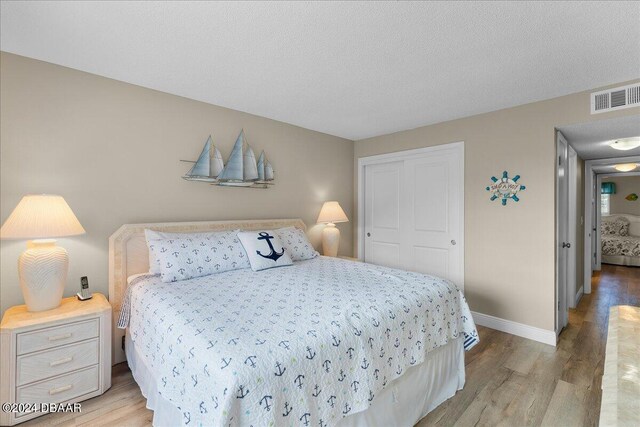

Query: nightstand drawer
left=16, top=366, right=99, bottom=412
left=17, top=319, right=99, bottom=355
left=17, top=339, right=99, bottom=386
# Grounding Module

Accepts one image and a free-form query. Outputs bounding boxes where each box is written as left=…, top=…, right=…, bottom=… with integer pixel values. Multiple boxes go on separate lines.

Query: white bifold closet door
left=363, top=144, right=464, bottom=288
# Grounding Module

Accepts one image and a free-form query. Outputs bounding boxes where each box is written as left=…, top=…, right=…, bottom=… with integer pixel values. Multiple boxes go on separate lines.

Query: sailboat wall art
left=181, top=130, right=274, bottom=188
left=182, top=136, right=225, bottom=182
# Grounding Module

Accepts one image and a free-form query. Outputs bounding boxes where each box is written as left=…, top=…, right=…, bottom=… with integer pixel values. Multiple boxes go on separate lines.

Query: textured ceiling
left=1, top=1, right=639, bottom=140
left=558, top=115, right=640, bottom=160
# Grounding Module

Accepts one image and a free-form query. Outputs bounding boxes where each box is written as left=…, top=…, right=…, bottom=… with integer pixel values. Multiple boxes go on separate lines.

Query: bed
left=601, top=214, right=640, bottom=267
left=109, top=219, right=478, bottom=426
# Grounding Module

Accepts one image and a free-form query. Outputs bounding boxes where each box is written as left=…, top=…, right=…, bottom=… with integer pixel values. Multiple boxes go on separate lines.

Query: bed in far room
left=601, top=214, right=640, bottom=267
left=109, top=219, right=478, bottom=426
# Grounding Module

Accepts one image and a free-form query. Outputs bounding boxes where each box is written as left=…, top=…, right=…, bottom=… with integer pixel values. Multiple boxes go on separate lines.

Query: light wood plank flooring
left=419, top=264, right=638, bottom=427
left=22, top=265, right=639, bottom=427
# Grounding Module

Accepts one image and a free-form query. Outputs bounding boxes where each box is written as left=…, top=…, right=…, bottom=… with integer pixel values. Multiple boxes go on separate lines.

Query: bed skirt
left=125, top=333, right=465, bottom=427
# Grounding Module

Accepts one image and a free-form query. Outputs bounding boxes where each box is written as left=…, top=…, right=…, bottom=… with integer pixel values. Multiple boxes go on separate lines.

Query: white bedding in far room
left=119, top=256, right=478, bottom=427
left=601, top=214, right=640, bottom=267
left=602, top=234, right=640, bottom=257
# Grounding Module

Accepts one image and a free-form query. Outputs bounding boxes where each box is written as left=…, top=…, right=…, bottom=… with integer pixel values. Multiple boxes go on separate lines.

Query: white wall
left=606, top=176, right=640, bottom=216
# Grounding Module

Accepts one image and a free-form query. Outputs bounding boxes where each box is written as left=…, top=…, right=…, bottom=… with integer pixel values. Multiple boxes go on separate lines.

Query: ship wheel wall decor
left=486, top=171, right=526, bottom=206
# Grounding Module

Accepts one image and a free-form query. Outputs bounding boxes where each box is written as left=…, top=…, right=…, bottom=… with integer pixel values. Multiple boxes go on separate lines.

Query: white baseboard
left=471, top=311, right=557, bottom=346
left=575, top=286, right=584, bottom=307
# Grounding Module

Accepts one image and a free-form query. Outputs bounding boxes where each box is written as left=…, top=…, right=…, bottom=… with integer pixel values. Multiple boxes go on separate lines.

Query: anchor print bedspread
left=122, top=256, right=478, bottom=426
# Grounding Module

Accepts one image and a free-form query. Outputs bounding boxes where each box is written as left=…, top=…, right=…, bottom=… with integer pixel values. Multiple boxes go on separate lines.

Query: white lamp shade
left=1, top=194, right=85, bottom=240
left=317, top=201, right=349, bottom=224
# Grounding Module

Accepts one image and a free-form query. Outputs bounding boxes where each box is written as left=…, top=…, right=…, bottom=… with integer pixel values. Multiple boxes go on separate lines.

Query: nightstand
left=0, top=293, right=111, bottom=425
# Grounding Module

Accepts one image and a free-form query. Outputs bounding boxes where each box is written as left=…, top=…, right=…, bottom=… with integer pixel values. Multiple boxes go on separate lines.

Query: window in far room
left=601, top=193, right=610, bottom=216
left=601, top=181, right=616, bottom=216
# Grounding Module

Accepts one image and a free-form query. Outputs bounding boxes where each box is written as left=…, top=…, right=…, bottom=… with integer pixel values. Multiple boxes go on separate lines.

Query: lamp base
left=19, top=240, right=68, bottom=312
left=322, top=223, right=341, bottom=257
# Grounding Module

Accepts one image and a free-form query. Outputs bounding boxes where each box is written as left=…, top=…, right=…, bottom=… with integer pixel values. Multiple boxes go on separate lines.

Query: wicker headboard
left=108, top=218, right=307, bottom=364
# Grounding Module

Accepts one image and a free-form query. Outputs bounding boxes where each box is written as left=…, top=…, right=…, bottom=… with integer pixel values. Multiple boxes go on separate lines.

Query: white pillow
left=274, top=227, right=318, bottom=261
left=601, top=218, right=630, bottom=236
left=145, top=229, right=239, bottom=274
left=156, top=236, right=250, bottom=283
left=237, top=231, right=293, bottom=271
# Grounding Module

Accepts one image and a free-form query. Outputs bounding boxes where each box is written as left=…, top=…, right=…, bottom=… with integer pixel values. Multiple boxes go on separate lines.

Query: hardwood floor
left=21, top=265, right=638, bottom=427
left=419, top=264, right=639, bottom=427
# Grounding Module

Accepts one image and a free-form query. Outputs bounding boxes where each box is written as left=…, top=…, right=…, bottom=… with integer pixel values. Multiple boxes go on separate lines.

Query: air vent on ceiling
left=591, top=83, right=640, bottom=114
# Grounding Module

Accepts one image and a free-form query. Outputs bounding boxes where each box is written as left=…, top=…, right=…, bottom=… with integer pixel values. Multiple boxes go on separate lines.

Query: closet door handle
left=367, top=232, right=371, bottom=237
left=451, top=240, right=456, bottom=246
left=562, top=242, right=571, bottom=248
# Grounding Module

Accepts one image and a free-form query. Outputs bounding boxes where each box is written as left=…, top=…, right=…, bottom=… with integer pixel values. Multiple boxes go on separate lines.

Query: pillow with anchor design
left=155, top=235, right=250, bottom=283
left=237, top=230, right=293, bottom=271
left=145, top=229, right=244, bottom=275
left=273, top=226, right=319, bottom=261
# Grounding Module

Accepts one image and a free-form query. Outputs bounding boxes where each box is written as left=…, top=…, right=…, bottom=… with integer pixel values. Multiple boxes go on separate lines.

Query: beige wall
left=0, top=52, right=354, bottom=315
left=607, top=175, right=640, bottom=216
left=354, top=81, right=640, bottom=332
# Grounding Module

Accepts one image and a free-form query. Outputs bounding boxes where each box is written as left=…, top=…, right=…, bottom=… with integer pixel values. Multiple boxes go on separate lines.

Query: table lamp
left=1, top=194, right=85, bottom=312
left=317, top=201, right=349, bottom=257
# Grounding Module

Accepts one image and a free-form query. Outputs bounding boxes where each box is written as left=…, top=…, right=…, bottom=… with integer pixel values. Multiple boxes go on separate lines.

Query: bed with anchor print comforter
left=120, top=256, right=478, bottom=426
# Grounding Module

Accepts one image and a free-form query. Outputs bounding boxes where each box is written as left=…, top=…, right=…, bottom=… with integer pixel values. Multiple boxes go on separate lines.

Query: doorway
left=556, top=131, right=575, bottom=335
left=584, top=156, right=640, bottom=289
left=358, top=142, right=464, bottom=289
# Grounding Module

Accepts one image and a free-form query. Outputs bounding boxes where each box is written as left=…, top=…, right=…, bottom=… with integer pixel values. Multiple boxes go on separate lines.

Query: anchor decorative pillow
left=274, top=226, right=319, bottom=261
left=237, top=230, right=293, bottom=271
left=145, top=229, right=244, bottom=275
left=155, top=236, right=250, bottom=283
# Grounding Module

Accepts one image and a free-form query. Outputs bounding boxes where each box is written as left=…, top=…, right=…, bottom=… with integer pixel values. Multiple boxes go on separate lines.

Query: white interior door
left=567, top=146, right=578, bottom=308
left=595, top=174, right=603, bottom=270
left=591, top=173, right=598, bottom=271
left=556, top=132, right=570, bottom=334
left=404, top=153, right=463, bottom=284
left=364, top=161, right=404, bottom=269
left=362, top=143, right=464, bottom=288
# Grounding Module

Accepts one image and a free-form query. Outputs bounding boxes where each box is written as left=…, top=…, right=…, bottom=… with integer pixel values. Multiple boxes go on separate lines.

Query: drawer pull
left=49, top=356, right=74, bottom=367
left=49, top=384, right=73, bottom=395
left=48, top=333, right=72, bottom=342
